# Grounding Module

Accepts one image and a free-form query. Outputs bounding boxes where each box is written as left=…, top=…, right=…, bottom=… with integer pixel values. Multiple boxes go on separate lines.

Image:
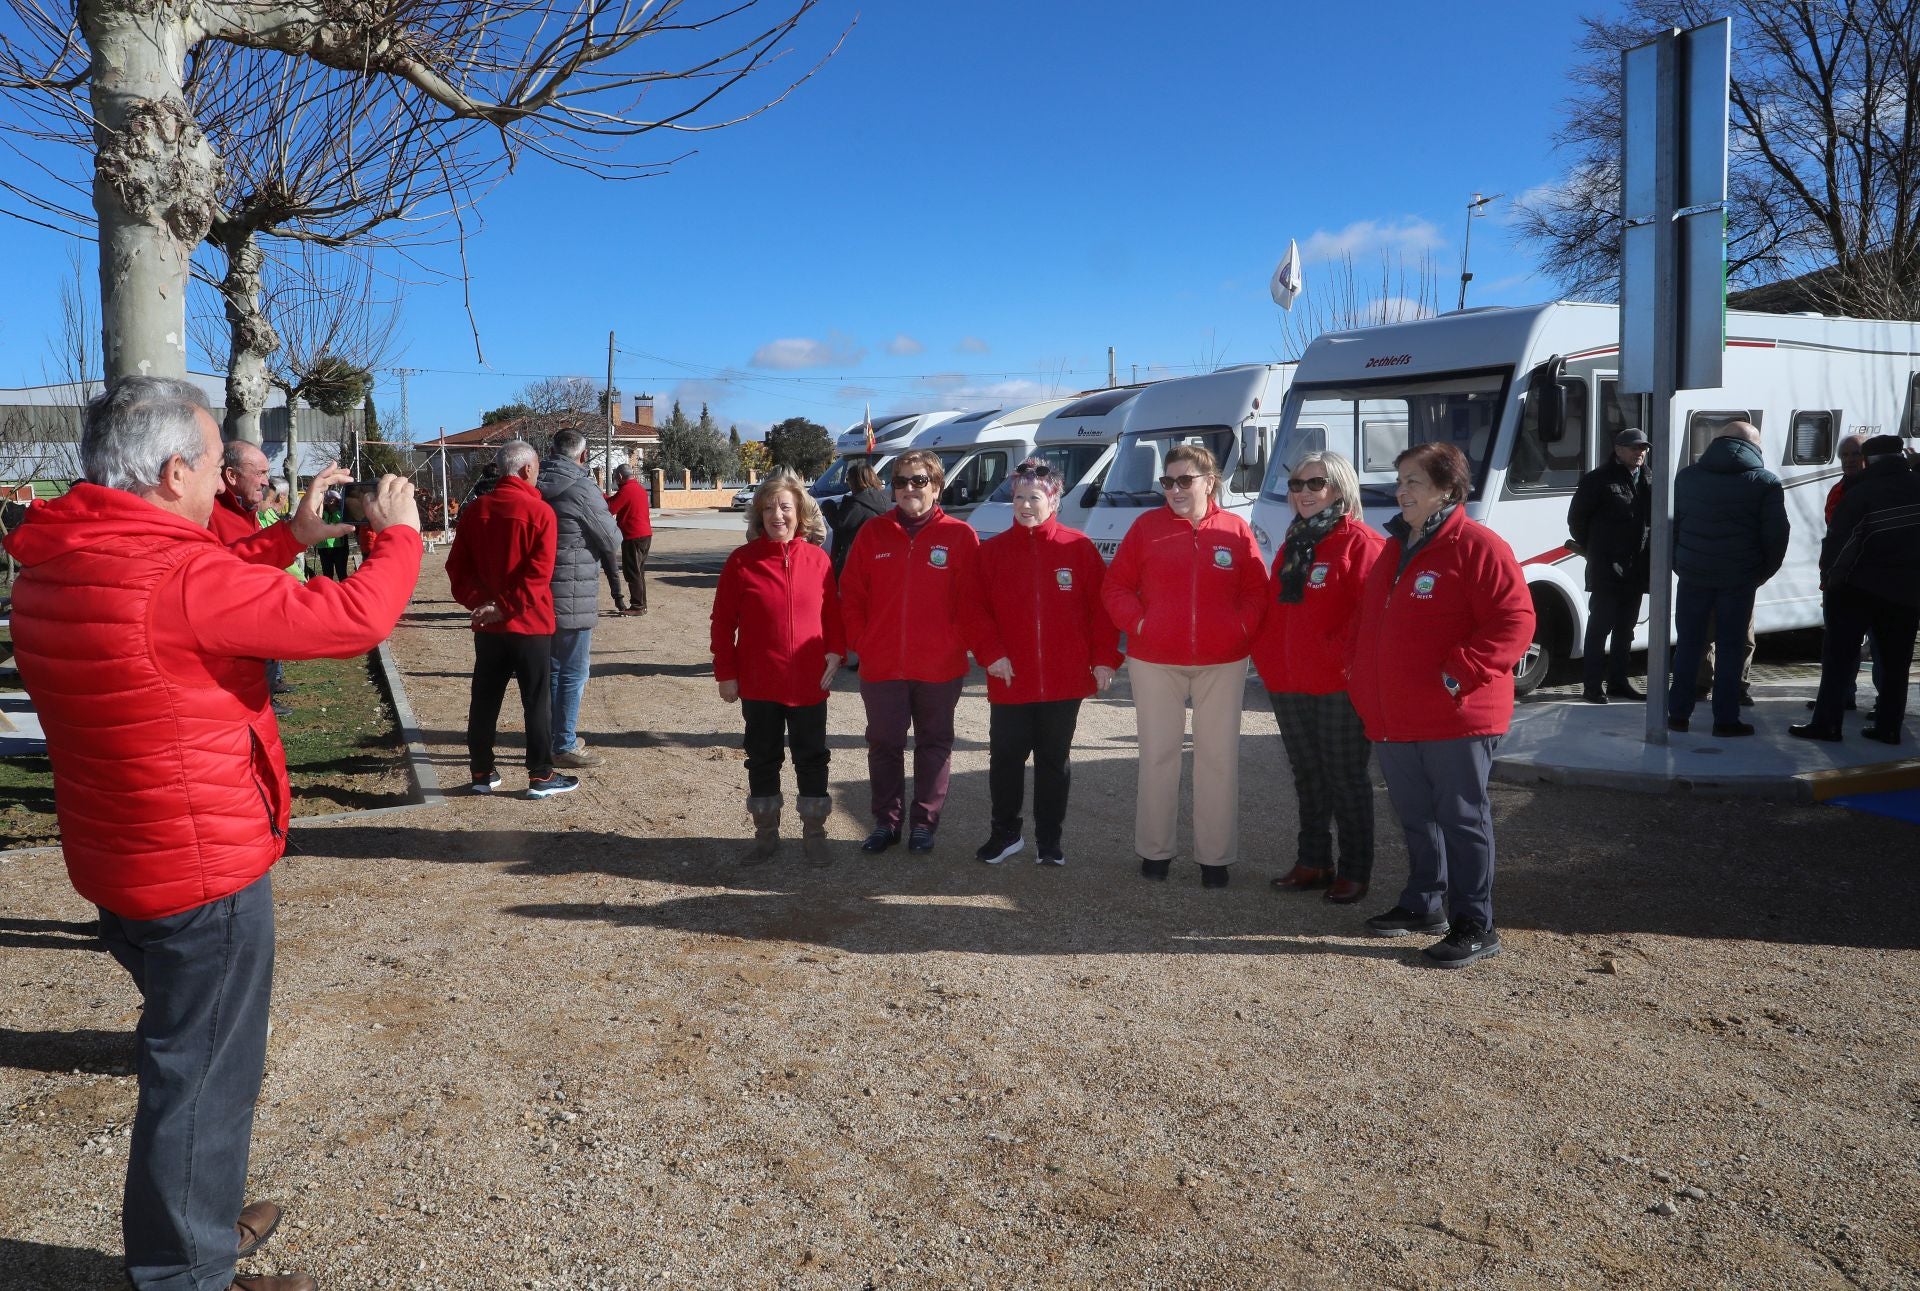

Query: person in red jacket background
left=1101, top=442, right=1268, bottom=889
left=963, top=459, right=1122, bottom=867
left=3, top=376, right=421, bottom=1291
left=607, top=463, right=654, bottom=615
left=838, top=448, right=980, bottom=854
left=1253, top=450, right=1385, bottom=905
left=711, top=468, right=845, bottom=865
left=446, top=439, right=572, bottom=799
left=1348, top=441, right=1533, bottom=969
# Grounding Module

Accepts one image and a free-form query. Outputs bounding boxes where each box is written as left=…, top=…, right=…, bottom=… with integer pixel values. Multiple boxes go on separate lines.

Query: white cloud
left=1359, top=296, right=1440, bottom=326
left=914, top=375, right=1056, bottom=411
left=1301, top=217, right=1446, bottom=263
left=955, top=335, right=991, bottom=355
left=749, top=330, right=864, bottom=370
left=884, top=333, right=925, bottom=356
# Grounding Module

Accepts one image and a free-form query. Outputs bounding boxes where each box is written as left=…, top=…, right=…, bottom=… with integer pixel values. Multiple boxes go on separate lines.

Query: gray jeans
left=1376, top=736, right=1500, bottom=929
left=98, top=872, right=276, bottom=1290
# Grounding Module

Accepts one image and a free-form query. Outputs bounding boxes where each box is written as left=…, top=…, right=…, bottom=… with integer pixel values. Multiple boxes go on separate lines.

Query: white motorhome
left=908, top=397, right=1076, bottom=519
left=810, top=410, right=962, bottom=503
left=1082, top=363, right=1295, bottom=560
left=1250, top=300, right=1920, bottom=692
left=971, top=385, right=1147, bottom=540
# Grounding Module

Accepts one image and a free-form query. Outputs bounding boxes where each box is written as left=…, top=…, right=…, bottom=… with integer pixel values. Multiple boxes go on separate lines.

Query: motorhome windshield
left=1102, top=427, right=1234, bottom=507
left=812, top=454, right=868, bottom=497
left=1264, top=368, right=1510, bottom=508
left=986, top=442, right=1109, bottom=503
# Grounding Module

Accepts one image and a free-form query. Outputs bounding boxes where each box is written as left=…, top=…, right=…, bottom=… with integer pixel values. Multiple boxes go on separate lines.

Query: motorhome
left=1249, top=300, right=1920, bottom=692
left=970, top=385, right=1147, bottom=540
left=809, top=410, right=962, bottom=503
left=909, top=397, right=1076, bottom=519
left=1082, top=363, right=1295, bottom=560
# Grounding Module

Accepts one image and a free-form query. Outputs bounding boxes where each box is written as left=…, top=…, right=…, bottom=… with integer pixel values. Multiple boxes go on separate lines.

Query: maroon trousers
left=860, top=676, right=966, bottom=831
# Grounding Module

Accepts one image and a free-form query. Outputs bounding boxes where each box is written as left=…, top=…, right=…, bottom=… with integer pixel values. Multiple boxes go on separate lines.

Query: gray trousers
left=97, top=872, right=276, bottom=1290
left=1376, top=737, right=1500, bottom=929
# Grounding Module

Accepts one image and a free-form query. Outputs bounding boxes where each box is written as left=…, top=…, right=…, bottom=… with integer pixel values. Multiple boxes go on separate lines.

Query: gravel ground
left=4, top=527, right=1918, bottom=1290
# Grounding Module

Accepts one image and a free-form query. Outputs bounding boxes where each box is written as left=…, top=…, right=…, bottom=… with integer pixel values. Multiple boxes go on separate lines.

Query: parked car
left=730, top=485, right=756, bottom=511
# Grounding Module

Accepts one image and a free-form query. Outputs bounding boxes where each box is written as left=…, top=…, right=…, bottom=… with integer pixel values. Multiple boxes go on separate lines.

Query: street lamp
left=1457, top=191, right=1502, bottom=311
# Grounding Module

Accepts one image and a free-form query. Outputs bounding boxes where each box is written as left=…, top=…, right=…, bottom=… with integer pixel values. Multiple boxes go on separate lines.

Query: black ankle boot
left=1200, top=865, right=1229, bottom=889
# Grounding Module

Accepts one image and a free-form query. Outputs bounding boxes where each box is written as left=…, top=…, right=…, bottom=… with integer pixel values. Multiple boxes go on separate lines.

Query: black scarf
left=1276, top=504, right=1346, bottom=603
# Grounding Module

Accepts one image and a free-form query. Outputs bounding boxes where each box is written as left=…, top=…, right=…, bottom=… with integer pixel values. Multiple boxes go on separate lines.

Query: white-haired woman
left=1252, top=451, right=1385, bottom=904
left=711, top=469, right=845, bottom=866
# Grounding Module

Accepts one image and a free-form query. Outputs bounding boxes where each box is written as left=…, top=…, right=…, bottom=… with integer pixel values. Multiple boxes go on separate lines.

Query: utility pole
left=605, top=330, right=617, bottom=492
left=1107, top=346, right=1116, bottom=388
left=438, top=434, right=450, bottom=534
left=1457, top=193, right=1501, bottom=311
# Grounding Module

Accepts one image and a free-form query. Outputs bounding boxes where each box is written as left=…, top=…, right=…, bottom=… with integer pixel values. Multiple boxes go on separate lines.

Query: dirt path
left=4, top=526, right=1918, bottom=1289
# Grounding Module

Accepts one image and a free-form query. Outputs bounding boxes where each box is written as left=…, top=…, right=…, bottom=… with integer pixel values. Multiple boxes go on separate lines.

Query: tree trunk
left=81, top=0, right=221, bottom=384
left=218, top=232, right=277, bottom=444
left=284, top=397, right=300, bottom=500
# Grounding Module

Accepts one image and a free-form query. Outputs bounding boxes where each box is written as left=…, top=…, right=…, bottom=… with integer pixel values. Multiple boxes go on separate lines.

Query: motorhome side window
left=1686, top=410, right=1764, bottom=462
left=1788, top=410, right=1836, bottom=465
left=1906, top=372, right=1920, bottom=437
left=1599, top=379, right=1649, bottom=452
left=1507, top=377, right=1589, bottom=492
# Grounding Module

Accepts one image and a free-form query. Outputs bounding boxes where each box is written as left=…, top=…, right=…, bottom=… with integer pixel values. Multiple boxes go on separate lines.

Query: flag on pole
left=1270, top=239, right=1303, bottom=311
left=864, top=402, right=874, bottom=453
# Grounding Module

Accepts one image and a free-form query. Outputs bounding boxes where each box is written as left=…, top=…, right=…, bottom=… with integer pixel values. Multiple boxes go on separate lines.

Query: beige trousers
left=1128, top=658, right=1248, bottom=867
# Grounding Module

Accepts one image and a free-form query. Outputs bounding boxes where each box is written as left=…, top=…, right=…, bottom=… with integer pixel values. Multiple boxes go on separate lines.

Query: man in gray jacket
left=539, top=427, right=627, bottom=766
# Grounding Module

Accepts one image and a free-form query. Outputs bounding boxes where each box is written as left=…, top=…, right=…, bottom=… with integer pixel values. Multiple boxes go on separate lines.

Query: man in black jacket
left=1793, top=435, right=1920, bottom=745
left=1568, top=427, right=1652, bottom=703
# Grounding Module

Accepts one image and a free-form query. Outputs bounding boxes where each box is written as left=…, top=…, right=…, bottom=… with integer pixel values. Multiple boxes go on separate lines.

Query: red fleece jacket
left=1101, top=502, right=1268, bottom=666
left=1251, top=514, right=1386, bottom=695
left=964, top=517, right=1122, bottom=704
left=838, top=507, right=980, bottom=683
left=711, top=537, right=846, bottom=707
left=608, top=478, right=653, bottom=539
left=446, top=474, right=557, bottom=635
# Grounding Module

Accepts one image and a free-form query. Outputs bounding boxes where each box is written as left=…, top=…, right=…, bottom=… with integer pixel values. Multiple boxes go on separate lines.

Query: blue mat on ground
left=1829, top=788, right=1920, bottom=825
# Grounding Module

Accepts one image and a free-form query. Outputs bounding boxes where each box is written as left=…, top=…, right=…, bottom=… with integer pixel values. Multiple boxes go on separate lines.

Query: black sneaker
left=1739, top=688, right=1756, bottom=707
left=1607, top=681, right=1645, bottom=700
left=527, top=772, right=579, bottom=799
left=1666, top=716, right=1689, bottom=733
left=974, top=830, right=1023, bottom=865
left=908, top=826, right=936, bottom=853
left=860, top=825, right=900, bottom=853
left=1200, top=864, right=1230, bottom=889
left=1036, top=846, right=1065, bottom=867
left=1581, top=688, right=1609, bottom=705
left=1712, top=721, right=1756, bottom=738
left=1365, top=905, right=1449, bottom=938
left=1140, top=857, right=1170, bottom=881
left=1422, top=921, right=1502, bottom=969
left=470, top=770, right=502, bottom=794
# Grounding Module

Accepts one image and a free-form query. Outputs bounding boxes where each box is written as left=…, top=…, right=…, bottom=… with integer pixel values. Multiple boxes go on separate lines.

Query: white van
left=909, top=397, right=1077, bottom=519
left=1250, top=300, right=1920, bottom=692
left=1082, top=363, right=1295, bottom=560
left=810, top=410, right=962, bottom=503
left=971, top=385, right=1148, bottom=540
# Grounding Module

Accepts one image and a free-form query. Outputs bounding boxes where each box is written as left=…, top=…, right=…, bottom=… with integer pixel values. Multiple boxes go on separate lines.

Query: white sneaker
left=470, top=771, right=502, bottom=794
left=1036, top=847, right=1065, bottom=867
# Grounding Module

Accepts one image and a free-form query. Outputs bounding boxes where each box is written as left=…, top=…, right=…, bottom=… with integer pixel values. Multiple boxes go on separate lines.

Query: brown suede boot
left=797, top=795, right=833, bottom=868
left=744, top=795, right=782, bottom=864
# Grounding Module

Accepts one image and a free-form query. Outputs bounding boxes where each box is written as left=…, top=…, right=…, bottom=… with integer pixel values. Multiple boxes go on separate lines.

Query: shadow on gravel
left=0, top=1026, right=135, bottom=1074
left=0, top=916, right=107, bottom=952
left=0, top=1240, right=125, bottom=1290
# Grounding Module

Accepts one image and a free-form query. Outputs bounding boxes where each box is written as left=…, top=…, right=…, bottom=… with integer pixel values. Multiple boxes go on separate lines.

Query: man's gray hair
left=81, top=377, right=214, bottom=493
left=496, top=439, right=538, bottom=475
left=611, top=464, right=632, bottom=487
left=222, top=440, right=259, bottom=472
left=550, top=427, right=588, bottom=461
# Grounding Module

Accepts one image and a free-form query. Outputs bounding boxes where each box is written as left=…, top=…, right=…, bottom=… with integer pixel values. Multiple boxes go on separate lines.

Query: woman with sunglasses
left=839, top=449, right=980, bottom=854
left=1253, top=451, right=1384, bottom=904
left=963, top=458, right=1122, bottom=867
left=1102, top=443, right=1269, bottom=888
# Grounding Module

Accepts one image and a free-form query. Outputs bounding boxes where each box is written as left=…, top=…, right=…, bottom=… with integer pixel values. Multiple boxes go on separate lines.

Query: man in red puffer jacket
left=3, top=377, right=422, bottom=1291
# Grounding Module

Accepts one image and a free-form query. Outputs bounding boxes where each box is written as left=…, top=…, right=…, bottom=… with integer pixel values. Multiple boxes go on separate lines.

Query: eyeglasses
left=891, top=474, right=934, bottom=490
left=1013, top=463, right=1054, bottom=479
left=1287, top=476, right=1330, bottom=493
left=1158, top=474, right=1204, bottom=491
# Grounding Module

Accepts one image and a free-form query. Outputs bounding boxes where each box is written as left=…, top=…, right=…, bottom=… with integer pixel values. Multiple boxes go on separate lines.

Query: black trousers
left=987, top=698, right=1081, bottom=849
left=1813, top=586, right=1919, bottom=734
left=1269, top=690, right=1375, bottom=880
left=468, top=631, right=554, bottom=778
left=317, top=545, right=348, bottom=581
left=742, top=699, right=829, bottom=797
left=1583, top=583, right=1643, bottom=690
left=621, top=536, right=652, bottom=611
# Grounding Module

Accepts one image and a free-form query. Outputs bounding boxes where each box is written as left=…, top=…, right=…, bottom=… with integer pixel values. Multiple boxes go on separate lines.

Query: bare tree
left=518, top=375, right=604, bottom=415
left=0, top=0, right=844, bottom=383
left=1275, top=250, right=1442, bottom=359
left=1516, top=1, right=1920, bottom=315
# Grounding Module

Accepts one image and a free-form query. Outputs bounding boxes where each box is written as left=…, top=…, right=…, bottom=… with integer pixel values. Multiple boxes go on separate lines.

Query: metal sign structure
left=1618, top=17, right=1731, bottom=744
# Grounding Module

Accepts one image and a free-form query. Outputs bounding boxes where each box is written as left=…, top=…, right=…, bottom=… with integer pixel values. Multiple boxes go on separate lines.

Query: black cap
left=1862, top=433, right=1904, bottom=459
left=1615, top=427, right=1650, bottom=447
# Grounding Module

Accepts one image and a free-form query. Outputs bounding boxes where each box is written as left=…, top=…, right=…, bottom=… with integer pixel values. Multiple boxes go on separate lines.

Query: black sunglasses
left=892, top=473, right=934, bottom=489
left=1287, top=476, right=1330, bottom=493
left=1014, top=463, right=1054, bottom=479
left=1158, top=473, right=1204, bottom=491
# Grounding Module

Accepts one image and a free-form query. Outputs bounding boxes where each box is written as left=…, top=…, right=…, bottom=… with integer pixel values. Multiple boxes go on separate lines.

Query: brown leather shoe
left=235, top=1201, right=281, bottom=1258
left=1270, top=864, right=1332, bottom=891
left=1325, top=878, right=1370, bottom=905
left=231, top=1276, right=317, bottom=1290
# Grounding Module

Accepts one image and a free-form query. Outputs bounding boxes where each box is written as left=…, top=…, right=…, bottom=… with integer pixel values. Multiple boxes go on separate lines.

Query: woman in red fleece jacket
left=1348, top=442, right=1533, bottom=969
left=711, top=469, right=845, bottom=866
left=964, top=459, right=1123, bottom=867
left=1101, top=443, right=1268, bottom=889
left=838, top=448, right=980, bottom=854
left=1252, top=450, right=1386, bottom=905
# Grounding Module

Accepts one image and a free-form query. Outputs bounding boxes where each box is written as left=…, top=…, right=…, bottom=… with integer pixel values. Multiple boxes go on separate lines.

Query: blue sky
left=0, top=0, right=1625, bottom=442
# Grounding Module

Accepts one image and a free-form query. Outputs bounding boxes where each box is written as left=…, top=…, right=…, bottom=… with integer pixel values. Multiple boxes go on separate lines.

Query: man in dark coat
left=1793, top=435, right=1920, bottom=745
left=1666, top=422, right=1789, bottom=737
left=1568, top=426, right=1652, bottom=702
left=538, top=427, right=626, bottom=767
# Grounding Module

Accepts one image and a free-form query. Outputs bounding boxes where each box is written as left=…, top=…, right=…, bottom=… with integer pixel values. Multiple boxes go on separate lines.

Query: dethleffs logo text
left=1364, top=354, right=1413, bottom=369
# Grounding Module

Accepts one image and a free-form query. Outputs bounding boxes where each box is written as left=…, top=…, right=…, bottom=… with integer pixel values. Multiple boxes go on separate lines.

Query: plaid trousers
left=1267, top=689, right=1375, bottom=880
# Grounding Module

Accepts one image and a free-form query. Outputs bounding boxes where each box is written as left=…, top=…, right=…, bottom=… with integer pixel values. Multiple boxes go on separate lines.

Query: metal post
left=1643, top=31, right=1682, bottom=745
left=438, top=442, right=450, bottom=534
left=1108, top=346, right=1116, bottom=388
left=605, top=330, right=617, bottom=491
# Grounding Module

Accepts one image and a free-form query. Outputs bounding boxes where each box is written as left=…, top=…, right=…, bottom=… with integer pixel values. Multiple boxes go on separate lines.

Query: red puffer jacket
left=1347, top=506, right=1535, bottom=743
left=964, top=517, right=1123, bottom=704
left=608, top=478, right=653, bottom=539
left=839, top=507, right=979, bottom=683
left=446, top=474, right=556, bottom=635
left=1101, top=502, right=1268, bottom=666
left=209, top=486, right=303, bottom=565
left=2, top=483, right=422, bottom=919
left=711, top=537, right=847, bottom=707
left=1251, top=514, right=1386, bottom=695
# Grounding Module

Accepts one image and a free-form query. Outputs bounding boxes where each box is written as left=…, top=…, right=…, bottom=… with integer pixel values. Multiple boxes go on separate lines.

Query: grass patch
left=0, top=651, right=412, bottom=850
